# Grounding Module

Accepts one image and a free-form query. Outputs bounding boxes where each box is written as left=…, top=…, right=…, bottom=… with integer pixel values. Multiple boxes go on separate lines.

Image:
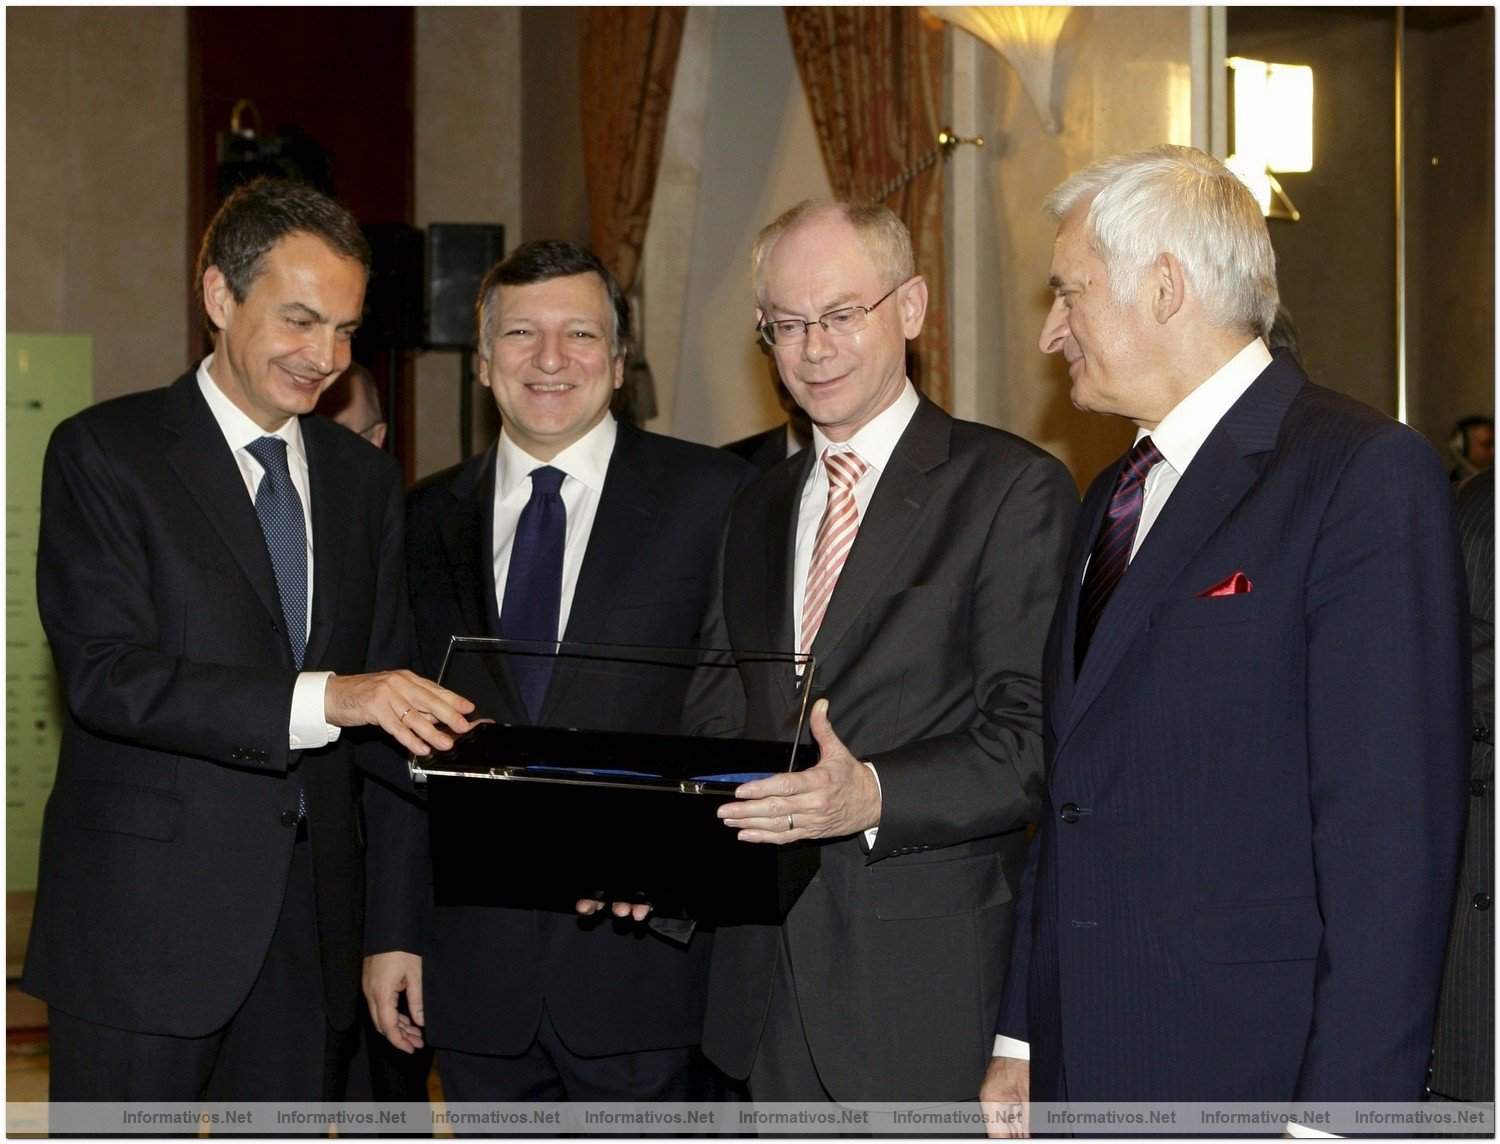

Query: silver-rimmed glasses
left=757, top=282, right=903, bottom=347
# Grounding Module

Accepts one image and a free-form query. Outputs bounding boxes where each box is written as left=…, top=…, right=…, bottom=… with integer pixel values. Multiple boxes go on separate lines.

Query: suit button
left=231, top=749, right=244, bottom=760
left=1474, top=893, right=1492, bottom=911
left=1472, top=779, right=1489, bottom=797
left=1061, top=803, right=1080, bottom=824
left=279, top=810, right=298, bottom=828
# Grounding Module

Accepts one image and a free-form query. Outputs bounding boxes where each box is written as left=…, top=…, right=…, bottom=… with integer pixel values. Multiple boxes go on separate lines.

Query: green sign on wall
left=7, top=334, right=92, bottom=891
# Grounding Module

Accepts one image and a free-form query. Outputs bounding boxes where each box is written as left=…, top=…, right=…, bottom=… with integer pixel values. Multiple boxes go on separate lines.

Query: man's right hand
left=980, top=1056, right=1030, bottom=1138
left=326, top=670, right=474, bottom=757
left=363, top=951, right=425, bottom=1053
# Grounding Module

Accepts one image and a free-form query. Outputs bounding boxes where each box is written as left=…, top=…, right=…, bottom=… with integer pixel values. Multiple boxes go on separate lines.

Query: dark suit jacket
left=364, top=420, right=753, bottom=1057
left=23, top=370, right=411, bottom=1037
left=997, top=351, right=1470, bottom=1101
left=724, top=424, right=799, bottom=473
left=687, top=397, right=1077, bottom=1101
left=1430, top=469, right=1494, bottom=1102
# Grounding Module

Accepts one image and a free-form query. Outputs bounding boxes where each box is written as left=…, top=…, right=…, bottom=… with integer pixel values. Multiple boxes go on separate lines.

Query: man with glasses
left=686, top=199, right=1077, bottom=1102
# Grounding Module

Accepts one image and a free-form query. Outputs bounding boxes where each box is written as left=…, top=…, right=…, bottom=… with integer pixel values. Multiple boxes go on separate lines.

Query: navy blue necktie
left=500, top=466, right=566, bottom=721
left=1075, top=435, right=1163, bottom=671
left=246, top=437, right=308, bottom=669
left=246, top=435, right=309, bottom=823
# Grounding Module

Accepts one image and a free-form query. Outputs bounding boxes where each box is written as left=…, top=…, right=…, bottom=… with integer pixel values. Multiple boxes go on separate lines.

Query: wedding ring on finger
left=399, top=707, right=414, bottom=723
left=787, top=814, right=795, bottom=832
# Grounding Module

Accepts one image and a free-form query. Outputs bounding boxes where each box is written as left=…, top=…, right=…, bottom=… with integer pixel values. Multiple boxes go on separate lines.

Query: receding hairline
left=752, top=198, right=914, bottom=304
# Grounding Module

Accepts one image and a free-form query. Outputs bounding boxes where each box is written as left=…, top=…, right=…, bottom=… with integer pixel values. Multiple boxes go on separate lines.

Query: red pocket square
left=1199, top=571, right=1253, bottom=597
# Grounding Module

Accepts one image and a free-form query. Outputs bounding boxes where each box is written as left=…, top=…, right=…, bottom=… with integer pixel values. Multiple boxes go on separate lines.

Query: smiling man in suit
left=686, top=200, right=1077, bottom=1103
left=981, top=145, right=1469, bottom=1129
left=362, top=240, right=754, bottom=1101
left=25, top=177, right=473, bottom=1103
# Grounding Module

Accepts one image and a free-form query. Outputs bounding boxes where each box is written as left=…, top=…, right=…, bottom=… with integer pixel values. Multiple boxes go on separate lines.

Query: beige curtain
left=785, top=7, right=951, bottom=409
left=579, top=8, right=687, bottom=423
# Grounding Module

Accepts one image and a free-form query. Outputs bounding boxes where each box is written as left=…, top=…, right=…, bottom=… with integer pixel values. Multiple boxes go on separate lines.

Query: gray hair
left=751, top=199, right=915, bottom=306
left=1045, top=145, right=1278, bottom=337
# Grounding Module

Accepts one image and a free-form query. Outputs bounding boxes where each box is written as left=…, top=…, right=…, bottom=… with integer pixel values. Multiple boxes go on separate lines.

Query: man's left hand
left=718, top=698, right=880, bottom=844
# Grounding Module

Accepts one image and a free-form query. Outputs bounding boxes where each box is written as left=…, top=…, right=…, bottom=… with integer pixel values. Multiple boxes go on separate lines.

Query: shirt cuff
left=993, top=1035, right=1031, bottom=1060
left=289, top=671, right=340, bottom=750
left=862, top=761, right=882, bottom=847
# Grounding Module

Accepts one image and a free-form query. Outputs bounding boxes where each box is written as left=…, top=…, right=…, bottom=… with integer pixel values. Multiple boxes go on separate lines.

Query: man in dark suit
left=686, top=200, right=1077, bottom=1102
left=982, top=145, right=1469, bottom=1127
left=363, top=240, right=754, bottom=1101
left=24, top=178, right=473, bottom=1102
left=1429, top=468, right=1494, bottom=1106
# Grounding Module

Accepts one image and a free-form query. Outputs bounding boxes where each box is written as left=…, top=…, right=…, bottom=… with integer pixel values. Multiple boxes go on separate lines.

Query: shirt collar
left=197, top=355, right=307, bottom=465
left=809, top=379, right=920, bottom=474
left=1138, top=339, right=1271, bottom=474
left=496, top=413, right=618, bottom=500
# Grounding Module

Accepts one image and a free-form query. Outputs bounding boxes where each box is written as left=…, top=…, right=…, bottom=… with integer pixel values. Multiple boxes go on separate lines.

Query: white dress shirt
left=196, top=358, right=337, bottom=751
left=491, top=415, right=617, bottom=638
left=793, top=380, right=921, bottom=843
left=1130, top=338, right=1271, bottom=556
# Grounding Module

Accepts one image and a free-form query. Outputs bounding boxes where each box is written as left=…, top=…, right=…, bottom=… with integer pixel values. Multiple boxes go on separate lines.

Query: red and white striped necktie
left=802, top=449, right=869, bottom=654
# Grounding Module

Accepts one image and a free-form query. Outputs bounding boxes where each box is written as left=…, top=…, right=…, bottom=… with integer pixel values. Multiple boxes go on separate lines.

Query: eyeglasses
left=757, top=282, right=903, bottom=347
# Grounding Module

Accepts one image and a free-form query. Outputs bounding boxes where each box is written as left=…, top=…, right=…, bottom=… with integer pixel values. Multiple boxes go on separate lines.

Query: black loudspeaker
left=427, top=223, right=506, bottom=349
left=362, top=224, right=426, bottom=349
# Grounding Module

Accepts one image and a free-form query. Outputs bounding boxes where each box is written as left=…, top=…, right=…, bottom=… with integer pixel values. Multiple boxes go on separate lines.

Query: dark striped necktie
left=1075, top=435, right=1164, bottom=671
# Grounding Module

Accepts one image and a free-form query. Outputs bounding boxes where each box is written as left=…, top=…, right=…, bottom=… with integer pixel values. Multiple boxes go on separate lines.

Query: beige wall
left=7, top=7, right=190, bottom=399
left=411, top=7, right=523, bottom=480
left=957, top=7, right=1197, bottom=489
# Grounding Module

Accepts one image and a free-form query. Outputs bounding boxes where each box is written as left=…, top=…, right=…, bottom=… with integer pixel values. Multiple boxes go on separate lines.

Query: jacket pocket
left=63, top=779, right=183, bottom=841
left=873, top=851, right=1012, bottom=920
left=1193, top=896, right=1323, bottom=963
left=1150, top=592, right=1265, bottom=631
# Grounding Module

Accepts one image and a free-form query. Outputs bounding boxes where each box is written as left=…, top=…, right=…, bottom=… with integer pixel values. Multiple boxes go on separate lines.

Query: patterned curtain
left=784, top=7, right=951, bottom=409
left=579, top=8, right=687, bottom=423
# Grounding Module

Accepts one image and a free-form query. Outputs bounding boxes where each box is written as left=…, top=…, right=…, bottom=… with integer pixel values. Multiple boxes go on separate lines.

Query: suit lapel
left=1055, top=356, right=1305, bottom=752
left=303, top=419, right=352, bottom=668
left=808, top=398, right=948, bottom=665
left=161, top=374, right=287, bottom=645
left=438, top=445, right=499, bottom=639
left=766, top=453, right=808, bottom=711
left=542, top=423, right=663, bottom=722
left=442, top=444, right=528, bottom=721
left=1046, top=481, right=1108, bottom=744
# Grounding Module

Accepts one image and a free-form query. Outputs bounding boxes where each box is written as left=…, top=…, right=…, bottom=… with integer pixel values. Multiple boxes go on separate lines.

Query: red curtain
left=785, top=7, right=951, bottom=408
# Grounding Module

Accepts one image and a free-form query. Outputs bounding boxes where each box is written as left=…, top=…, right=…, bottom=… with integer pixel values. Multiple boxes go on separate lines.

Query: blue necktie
left=499, top=466, right=566, bottom=722
left=246, top=436, right=310, bottom=823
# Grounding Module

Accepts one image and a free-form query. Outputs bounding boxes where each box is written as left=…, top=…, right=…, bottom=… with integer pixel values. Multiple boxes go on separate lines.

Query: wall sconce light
left=1226, top=56, right=1313, bottom=220
left=928, top=7, right=1073, bottom=134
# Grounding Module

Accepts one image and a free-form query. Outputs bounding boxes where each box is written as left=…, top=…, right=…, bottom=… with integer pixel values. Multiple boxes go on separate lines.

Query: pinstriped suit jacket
left=1429, top=469, right=1494, bottom=1102
left=998, top=351, right=1470, bottom=1101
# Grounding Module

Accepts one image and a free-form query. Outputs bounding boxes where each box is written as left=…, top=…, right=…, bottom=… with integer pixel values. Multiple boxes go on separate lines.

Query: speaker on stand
left=427, top=224, right=506, bottom=459
left=361, top=223, right=426, bottom=471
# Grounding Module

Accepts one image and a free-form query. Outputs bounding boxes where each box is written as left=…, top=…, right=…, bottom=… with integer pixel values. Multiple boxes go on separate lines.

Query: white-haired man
left=982, top=145, right=1468, bottom=1130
